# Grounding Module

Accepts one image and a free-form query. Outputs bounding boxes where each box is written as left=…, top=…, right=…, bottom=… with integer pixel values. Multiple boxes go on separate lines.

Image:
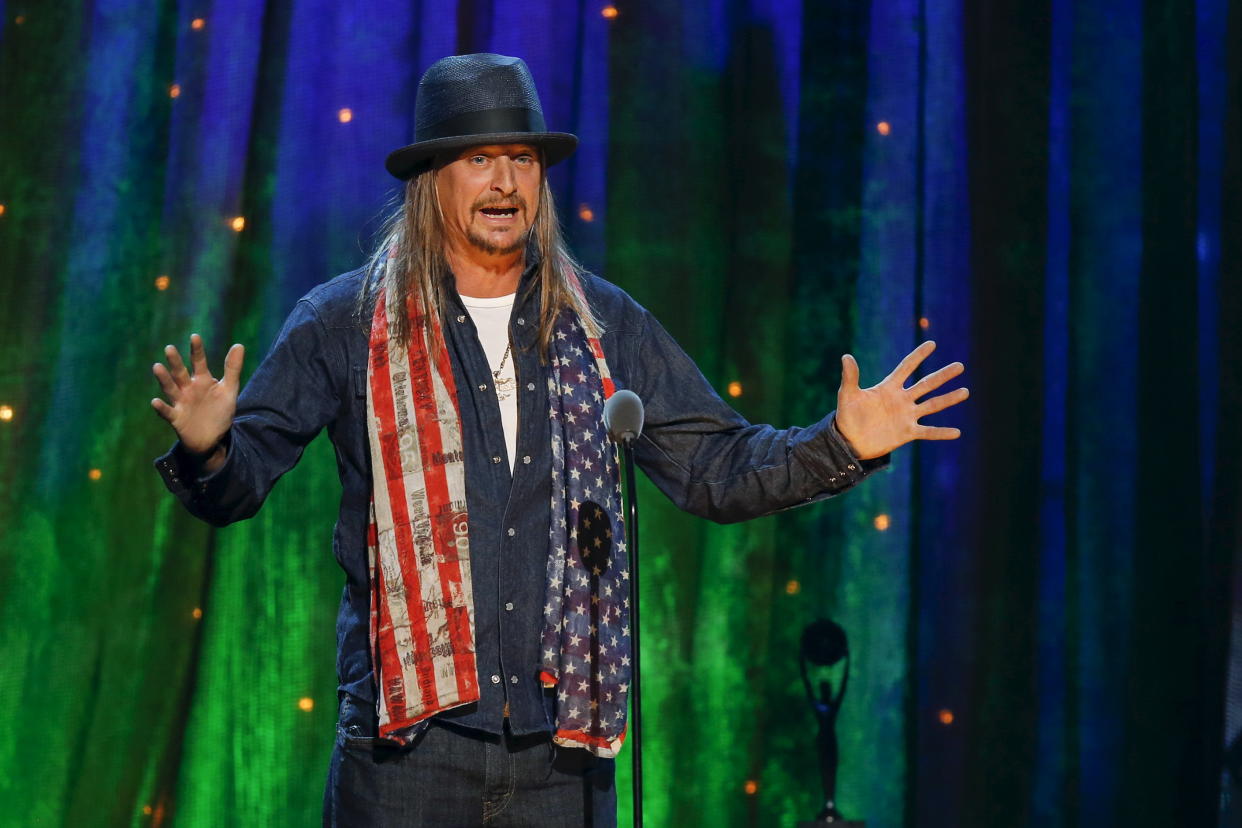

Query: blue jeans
left=323, top=696, right=617, bottom=826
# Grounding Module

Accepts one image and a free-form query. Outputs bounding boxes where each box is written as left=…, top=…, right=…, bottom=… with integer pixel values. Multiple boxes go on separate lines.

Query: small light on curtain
left=0, top=204, right=6, bottom=216
left=230, top=216, right=245, bottom=232
left=190, top=17, right=205, bottom=30
left=191, top=608, right=202, bottom=620
left=14, top=15, right=25, bottom=25
left=727, top=381, right=743, bottom=397
left=743, top=780, right=758, bottom=795
left=873, top=513, right=890, bottom=531
left=169, top=83, right=181, bottom=99
left=338, top=108, right=353, bottom=124
left=0, top=405, right=14, bottom=422
left=298, top=697, right=315, bottom=712
left=938, top=709, right=954, bottom=725
left=154, top=275, right=170, bottom=291
left=601, top=6, right=618, bottom=19
left=918, top=316, right=930, bottom=330
left=578, top=204, right=594, bottom=222
left=785, top=579, right=801, bottom=595
left=141, top=805, right=152, bottom=816
left=88, top=468, right=102, bottom=481
left=876, top=121, right=891, bottom=136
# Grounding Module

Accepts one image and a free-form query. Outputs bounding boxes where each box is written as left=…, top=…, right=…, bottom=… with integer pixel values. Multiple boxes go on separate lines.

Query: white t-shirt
left=460, top=293, right=518, bottom=473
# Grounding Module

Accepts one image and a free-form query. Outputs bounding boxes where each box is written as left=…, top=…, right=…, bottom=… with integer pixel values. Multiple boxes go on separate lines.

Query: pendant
left=495, top=374, right=516, bottom=401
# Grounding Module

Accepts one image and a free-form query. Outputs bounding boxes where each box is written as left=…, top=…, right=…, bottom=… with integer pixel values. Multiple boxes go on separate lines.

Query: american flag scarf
left=366, top=273, right=629, bottom=756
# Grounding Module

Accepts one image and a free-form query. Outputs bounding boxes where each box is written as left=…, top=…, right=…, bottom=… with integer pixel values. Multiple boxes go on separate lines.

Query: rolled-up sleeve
left=629, top=310, right=888, bottom=524
left=154, top=299, right=344, bottom=526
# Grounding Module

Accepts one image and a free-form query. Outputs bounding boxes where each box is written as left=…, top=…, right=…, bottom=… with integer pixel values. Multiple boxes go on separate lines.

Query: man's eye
left=516, top=155, right=534, bottom=165
left=469, top=156, right=487, bottom=165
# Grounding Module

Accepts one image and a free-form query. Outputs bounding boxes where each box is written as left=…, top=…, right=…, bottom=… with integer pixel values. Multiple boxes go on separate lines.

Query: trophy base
left=797, top=822, right=865, bottom=827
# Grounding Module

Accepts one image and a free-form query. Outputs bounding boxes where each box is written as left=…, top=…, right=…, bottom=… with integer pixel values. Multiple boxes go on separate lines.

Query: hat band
left=418, top=107, right=549, bottom=143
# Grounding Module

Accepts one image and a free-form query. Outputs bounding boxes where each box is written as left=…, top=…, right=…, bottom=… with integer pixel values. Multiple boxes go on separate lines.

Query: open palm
left=835, top=340, right=968, bottom=460
left=151, top=334, right=245, bottom=456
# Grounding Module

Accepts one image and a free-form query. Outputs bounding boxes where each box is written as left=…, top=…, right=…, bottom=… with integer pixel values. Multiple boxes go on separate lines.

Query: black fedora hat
left=384, top=54, right=578, bottom=180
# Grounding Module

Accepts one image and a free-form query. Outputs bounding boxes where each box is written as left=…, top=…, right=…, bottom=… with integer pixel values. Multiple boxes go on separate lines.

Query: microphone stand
left=620, top=435, right=643, bottom=828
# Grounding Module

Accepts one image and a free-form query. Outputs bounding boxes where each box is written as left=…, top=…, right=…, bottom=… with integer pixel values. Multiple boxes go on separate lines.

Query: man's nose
left=490, top=157, right=517, bottom=195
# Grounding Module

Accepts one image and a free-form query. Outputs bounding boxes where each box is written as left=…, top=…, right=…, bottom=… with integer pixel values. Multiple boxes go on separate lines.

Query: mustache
left=472, top=194, right=528, bottom=211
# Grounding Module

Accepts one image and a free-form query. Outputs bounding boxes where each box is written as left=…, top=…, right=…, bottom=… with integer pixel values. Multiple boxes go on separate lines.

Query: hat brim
left=384, top=132, right=578, bottom=180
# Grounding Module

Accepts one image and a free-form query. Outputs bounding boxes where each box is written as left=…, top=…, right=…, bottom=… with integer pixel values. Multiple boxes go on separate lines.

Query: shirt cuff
left=829, top=415, right=890, bottom=474
left=153, top=431, right=237, bottom=504
left=795, top=411, right=890, bottom=492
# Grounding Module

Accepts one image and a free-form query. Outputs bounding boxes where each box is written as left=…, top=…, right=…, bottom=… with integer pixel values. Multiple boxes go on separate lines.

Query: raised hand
left=834, top=340, right=968, bottom=460
left=151, top=334, right=245, bottom=461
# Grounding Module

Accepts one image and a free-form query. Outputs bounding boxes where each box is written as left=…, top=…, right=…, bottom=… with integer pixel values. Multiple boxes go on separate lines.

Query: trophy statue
left=797, top=619, right=865, bottom=827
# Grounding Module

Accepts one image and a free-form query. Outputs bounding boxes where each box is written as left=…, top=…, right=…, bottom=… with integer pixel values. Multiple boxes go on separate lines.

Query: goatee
left=466, top=227, right=530, bottom=256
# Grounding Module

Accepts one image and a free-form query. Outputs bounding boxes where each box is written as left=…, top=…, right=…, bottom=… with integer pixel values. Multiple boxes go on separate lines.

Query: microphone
left=603, top=386, right=645, bottom=826
left=603, top=389, right=644, bottom=443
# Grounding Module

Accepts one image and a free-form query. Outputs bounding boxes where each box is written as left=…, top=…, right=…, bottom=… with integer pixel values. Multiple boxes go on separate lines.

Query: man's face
left=435, top=143, right=542, bottom=257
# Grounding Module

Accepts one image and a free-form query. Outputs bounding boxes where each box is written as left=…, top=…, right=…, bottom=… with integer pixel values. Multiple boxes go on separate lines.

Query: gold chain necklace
left=493, top=341, right=512, bottom=381
left=492, top=340, right=515, bottom=401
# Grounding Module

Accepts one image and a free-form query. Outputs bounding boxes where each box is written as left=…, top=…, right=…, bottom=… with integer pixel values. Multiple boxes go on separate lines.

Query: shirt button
left=490, top=674, right=501, bottom=685
left=505, top=602, right=514, bottom=611
left=517, top=317, right=526, bottom=326
left=848, top=464, right=857, bottom=471
left=456, top=315, right=466, bottom=323
left=507, top=527, right=516, bottom=537
left=522, top=455, right=531, bottom=464
left=510, top=675, right=519, bottom=684
left=526, top=382, right=535, bottom=391
left=492, top=455, right=502, bottom=464
left=479, top=383, right=488, bottom=391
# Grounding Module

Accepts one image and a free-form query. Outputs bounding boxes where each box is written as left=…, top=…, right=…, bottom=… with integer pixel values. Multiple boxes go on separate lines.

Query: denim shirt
left=155, top=263, right=887, bottom=739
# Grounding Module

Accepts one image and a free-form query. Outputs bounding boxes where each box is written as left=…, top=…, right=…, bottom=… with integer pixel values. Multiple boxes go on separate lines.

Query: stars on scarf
left=539, top=312, right=631, bottom=751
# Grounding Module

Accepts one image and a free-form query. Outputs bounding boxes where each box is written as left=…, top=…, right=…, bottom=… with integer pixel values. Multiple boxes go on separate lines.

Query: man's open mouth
left=479, top=207, right=518, bottom=217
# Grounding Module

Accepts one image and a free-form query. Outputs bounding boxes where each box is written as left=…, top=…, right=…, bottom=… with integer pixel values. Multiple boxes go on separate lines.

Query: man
left=151, top=54, right=967, bottom=827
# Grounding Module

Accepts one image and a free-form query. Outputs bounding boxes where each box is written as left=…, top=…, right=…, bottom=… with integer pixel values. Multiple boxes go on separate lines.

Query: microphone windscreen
left=603, top=389, right=644, bottom=442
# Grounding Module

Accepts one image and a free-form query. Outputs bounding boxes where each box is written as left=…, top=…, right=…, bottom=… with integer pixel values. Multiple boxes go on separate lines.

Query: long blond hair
left=358, top=165, right=599, bottom=356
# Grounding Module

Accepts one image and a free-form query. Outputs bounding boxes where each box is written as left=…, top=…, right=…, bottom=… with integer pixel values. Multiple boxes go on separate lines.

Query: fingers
left=152, top=362, right=180, bottom=399
left=909, top=362, right=965, bottom=399
left=150, top=397, right=174, bottom=422
left=222, top=343, right=245, bottom=389
left=886, top=340, right=936, bottom=386
left=916, top=386, right=970, bottom=416
left=189, top=333, right=212, bottom=378
left=839, top=354, right=860, bottom=392
left=165, top=344, right=190, bottom=387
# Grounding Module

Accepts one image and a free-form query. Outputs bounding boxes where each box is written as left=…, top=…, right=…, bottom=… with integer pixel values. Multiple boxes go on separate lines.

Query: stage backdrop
left=0, top=1, right=1238, bottom=826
